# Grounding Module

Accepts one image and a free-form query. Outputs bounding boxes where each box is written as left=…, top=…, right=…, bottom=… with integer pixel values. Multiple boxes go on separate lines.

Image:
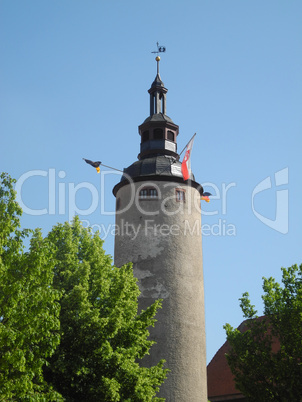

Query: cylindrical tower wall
left=114, top=179, right=207, bottom=401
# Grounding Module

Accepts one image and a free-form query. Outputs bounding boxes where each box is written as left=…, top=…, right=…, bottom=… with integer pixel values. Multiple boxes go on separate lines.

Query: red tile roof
left=207, top=316, right=279, bottom=401
left=207, top=336, right=242, bottom=400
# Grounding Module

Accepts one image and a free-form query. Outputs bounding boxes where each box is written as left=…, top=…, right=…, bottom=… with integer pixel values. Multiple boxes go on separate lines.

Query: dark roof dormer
left=138, top=56, right=179, bottom=160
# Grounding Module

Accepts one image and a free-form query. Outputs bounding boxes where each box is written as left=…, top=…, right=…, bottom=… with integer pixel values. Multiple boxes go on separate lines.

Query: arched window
left=167, top=130, right=175, bottom=142
left=142, top=130, right=149, bottom=142
left=139, top=187, right=158, bottom=199
left=153, top=128, right=163, bottom=140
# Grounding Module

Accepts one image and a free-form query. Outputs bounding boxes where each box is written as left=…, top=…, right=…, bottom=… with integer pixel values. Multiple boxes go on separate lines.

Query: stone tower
left=113, top=57, right=207, bottom=401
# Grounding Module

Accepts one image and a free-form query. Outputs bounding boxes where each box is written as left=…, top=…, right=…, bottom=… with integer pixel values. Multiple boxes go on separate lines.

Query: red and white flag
left=181, top=134, right=195, bottom=181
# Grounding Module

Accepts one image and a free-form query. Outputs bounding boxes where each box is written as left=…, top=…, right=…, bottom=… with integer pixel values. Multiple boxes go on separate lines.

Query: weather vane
left=151, top=42, right=166, bottom=56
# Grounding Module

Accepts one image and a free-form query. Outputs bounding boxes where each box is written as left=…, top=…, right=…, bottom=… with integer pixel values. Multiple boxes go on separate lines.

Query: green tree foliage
left=224, top=264, right=302, bottom=401
left=0, top=173, right=62, bottom=400
left=0, top=173, right=167, bottom=400
left=44, top=216, right=168, bottom=401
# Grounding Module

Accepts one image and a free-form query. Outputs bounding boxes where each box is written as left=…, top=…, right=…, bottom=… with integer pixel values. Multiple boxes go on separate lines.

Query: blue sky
left=1, top=1, right=301, bottom=364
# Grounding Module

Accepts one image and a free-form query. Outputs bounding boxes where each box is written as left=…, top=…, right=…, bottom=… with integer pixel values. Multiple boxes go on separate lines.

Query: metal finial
left=156, top=56, right=160, bottom=74
left=151, top=42, right=166, bottom=75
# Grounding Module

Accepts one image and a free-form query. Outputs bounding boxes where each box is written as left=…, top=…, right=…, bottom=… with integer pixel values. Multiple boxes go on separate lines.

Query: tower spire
left=149, top=43, right=167, bottom=116
left=149, top=56, right=167, bottom=116
left=137, top=51, right=179, bottom=160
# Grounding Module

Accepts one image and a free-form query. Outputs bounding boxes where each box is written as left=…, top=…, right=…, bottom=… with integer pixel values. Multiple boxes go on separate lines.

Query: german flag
left=83, top=158, right=101, bottom=173
left=201, top=192, right=211, bottom=202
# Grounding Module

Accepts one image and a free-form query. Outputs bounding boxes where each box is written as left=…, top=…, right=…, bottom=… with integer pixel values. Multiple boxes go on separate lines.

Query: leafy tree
left=0, top=173, right=62, bottom=400
left=224, top=264, right=302, bottom=402
left=1, top=173, right=167, bottom=400
left=44, top=216, right=168, bottom=401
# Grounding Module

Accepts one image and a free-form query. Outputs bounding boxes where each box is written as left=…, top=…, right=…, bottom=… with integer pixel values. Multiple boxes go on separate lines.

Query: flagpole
left=100, top=163, right=124, bottom=173
left=179, top=133, right=196, bottom=157
left=157, top=133, right=197, bottom=176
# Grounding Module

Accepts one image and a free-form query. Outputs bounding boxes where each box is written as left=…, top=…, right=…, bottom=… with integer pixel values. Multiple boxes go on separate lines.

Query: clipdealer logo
left=252, top=168, right=289, bottom=234
left=14, top=167, right=289, bottom=235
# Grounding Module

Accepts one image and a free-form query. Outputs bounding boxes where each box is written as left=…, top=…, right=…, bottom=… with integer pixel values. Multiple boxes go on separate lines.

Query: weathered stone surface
left=114, top=180, right=207, bottom=401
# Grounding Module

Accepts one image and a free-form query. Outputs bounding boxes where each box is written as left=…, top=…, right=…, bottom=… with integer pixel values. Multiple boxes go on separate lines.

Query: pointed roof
left=151, top=72, right=165, bottom=88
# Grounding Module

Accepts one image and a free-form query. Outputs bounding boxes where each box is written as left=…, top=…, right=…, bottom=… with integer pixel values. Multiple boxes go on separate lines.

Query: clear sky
left=1, top=0, right=301, bottom=364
